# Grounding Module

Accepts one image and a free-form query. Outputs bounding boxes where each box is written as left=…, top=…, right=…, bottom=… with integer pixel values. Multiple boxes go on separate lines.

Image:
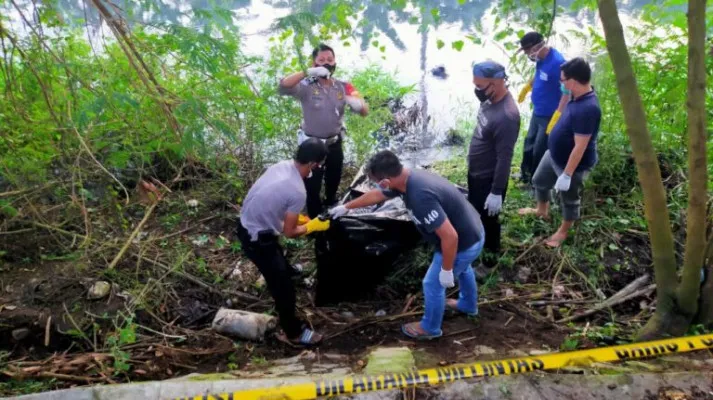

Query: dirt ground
left=0, top=172, right=696, bottom=396
left=0, top=245, right=572, bottom=394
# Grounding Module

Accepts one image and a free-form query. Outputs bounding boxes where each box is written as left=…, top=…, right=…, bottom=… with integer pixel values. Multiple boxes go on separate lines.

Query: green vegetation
left=0, top=0, right=712, bottom=396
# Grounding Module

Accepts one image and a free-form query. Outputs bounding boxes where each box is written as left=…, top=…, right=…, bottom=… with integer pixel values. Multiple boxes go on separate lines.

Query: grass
left=0, top=380, right=57, bottom=397
left=428, top=122, right=693, bottom=339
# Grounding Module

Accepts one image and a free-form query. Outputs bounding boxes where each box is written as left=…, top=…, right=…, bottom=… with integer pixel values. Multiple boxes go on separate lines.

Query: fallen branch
left=557, top=280, right=655, bottom=323
left=325, top=311, right=423, bottom=340
left=606, top=274, right=650, bottom=304
left=62, top=303, right=95, bottom=351
left=402, top=294, right=415, bottom=314
left=513, top=240, right=542, bottom=265
left=38, top=371, right=106, bottom=382
left=478, top=292, right=544, bottom=307
left=135, top=323, right=187, bottom=340
left=442, top=327, right=476, bottom=338
left=45, top=316, right=52, bottom=347
left=0, top=228, right=34, bottom=236
left=72, top=125, right=129, bottom=204
left=527, top=299, right=596, bottom=307
left=135, top=254, right=260, bottom=302
left=108, top=203, right=157, bottom=270
left=31, top=221, right=87, bottom=240
left=149, top=215, right=219, bottom=242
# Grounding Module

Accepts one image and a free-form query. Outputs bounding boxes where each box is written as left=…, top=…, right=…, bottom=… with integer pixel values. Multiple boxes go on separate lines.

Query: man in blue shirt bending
left=517, top=32, right=570, bottom=188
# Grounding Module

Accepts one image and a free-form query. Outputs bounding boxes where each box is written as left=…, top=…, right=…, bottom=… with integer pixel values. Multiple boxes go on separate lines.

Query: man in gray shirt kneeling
left=237, top=139, right=331, bottom=346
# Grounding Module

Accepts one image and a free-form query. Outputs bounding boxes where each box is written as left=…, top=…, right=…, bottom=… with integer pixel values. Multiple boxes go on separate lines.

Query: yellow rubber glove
left=546, top=110, right=562, bottom=135
left=304, top=218, right=330, bottom=235
left=297, top=214, right=310, bottom=226
left=518, top=79, right=533, bottom=104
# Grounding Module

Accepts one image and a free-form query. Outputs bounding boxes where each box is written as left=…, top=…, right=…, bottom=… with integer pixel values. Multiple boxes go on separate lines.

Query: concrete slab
left=8, top=371, right=713, bottom=400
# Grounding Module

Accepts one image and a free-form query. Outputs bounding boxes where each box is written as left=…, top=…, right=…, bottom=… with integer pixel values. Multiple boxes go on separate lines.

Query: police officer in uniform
left=279, top=44, right=369, bottom=218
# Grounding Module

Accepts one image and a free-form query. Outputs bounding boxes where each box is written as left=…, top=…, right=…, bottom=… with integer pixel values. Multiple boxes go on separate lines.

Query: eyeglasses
left=527, top=43, right=544, bottom=56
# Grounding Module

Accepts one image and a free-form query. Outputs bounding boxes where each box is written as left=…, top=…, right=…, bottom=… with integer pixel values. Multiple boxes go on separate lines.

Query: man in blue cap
left=468, top=60, right=521, bottom=279
left=517, top=31, right=568, bottom=188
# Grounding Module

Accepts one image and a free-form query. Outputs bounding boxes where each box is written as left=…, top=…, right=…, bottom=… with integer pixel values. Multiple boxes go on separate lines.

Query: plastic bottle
left=211, top=308, right=277, bottom=341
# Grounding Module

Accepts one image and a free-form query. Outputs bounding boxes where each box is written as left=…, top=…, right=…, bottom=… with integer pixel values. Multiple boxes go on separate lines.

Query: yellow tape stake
left=175, top=333, right=713, bottom=400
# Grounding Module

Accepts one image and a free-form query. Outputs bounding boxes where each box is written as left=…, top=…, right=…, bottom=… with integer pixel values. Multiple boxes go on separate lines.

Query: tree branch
left=677, top=0, right=709, bottom=314
left=597, top=0, right=678, bottom=296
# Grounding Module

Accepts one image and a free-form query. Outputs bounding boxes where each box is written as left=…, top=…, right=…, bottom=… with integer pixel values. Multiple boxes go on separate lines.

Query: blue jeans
left=420, top=238, right=485, bottom=335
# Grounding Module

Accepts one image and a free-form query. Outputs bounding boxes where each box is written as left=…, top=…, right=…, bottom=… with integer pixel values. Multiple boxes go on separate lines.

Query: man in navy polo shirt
left=517, top=32, right=569, bottom=188
left=518, top=58, right=601, bottom=248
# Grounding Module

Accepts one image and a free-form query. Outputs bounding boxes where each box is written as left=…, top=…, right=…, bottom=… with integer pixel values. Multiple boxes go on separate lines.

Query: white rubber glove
left=439, top=268, right=455, bottom=288
left=328, top=205, right=348, bottom=219
left=483, top=193, right=503, bottom=216
left=307, top=66, right=330, bottom=78
left=554, top=173, right=572, bottom=192
left=345, top=95, right=364, bottom=112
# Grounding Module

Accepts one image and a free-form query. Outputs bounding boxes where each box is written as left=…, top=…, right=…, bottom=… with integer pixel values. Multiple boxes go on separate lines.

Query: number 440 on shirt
left=423, top=210, right=440, bottom=225
left=408, top=209, right=440, bottom=226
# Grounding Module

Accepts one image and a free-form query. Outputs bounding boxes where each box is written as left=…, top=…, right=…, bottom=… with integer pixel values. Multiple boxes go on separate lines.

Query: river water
left=229, top=0, right=647, bottom=137
left=6, top=0, right=650, bottom=140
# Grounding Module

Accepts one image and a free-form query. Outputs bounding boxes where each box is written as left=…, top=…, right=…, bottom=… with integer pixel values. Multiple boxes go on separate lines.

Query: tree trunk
left=694, top=236, right=713, bottom=324
left=677, top=0, right=709, bottom=316
left=596, top=0, right=679, bottom=302
left=637, top=293, right=694, bottom=340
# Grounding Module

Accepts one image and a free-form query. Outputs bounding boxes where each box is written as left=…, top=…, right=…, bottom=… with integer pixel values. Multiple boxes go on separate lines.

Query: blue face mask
left=560, top=82, right=571, bottom=95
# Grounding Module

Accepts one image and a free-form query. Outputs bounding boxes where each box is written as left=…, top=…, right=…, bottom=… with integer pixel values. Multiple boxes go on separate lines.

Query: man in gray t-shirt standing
left=279, top=43, right=369, bottom=218
left=237, top=139, right=330, bottom=346
left=329, top=151, right=485, bottom=340
left=468, top=61, right=521, bottom=277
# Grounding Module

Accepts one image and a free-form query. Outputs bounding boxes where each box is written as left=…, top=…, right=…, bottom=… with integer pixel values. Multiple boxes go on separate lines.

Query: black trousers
left=236, top=222, right=303, bottom=338
left=305, top=137, right=344, bottom=218
left=519, top=115, right=550, bottom=184
left=467, top=175, right=507, bottom=267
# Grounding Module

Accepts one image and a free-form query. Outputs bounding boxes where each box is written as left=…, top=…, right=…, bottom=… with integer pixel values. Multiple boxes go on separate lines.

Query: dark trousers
left=305, top=137, right=344, bottom=218
left=520, top=115, right=550, bottom=184
left=236, top=222, right=303, bottom=338
left=467, top=175, right=507, bottom=267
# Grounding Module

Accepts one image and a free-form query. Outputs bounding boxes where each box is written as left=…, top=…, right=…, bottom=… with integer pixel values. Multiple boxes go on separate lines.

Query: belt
left=236, top=219, right=277, bottom=245
left=298, top=128, right=345, bottom=146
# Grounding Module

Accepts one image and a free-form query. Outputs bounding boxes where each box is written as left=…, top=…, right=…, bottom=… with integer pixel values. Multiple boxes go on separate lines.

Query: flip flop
left=275, top=328, right=323, bottom=347
left=445, top=299, right=478, bottom=317
left=401, top=322, right=442, bottom=341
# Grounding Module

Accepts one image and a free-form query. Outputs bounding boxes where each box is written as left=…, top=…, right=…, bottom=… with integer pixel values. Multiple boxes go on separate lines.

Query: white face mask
left=527, top=43, right=544, bottom=62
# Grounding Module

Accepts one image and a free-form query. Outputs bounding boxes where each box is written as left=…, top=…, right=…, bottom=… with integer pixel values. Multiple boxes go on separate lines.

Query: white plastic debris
left=191, top=234, right=209, bottom=246
left=211, top=308, right=277, bottom=341
left=375, top=310, right=387, bottom=317
left=87, top=281, right=111, bottom=300
left=229, top=261, right=243, bottom=280
left=186, top=199, right=199, bottom=208
left=553, top=285, right=566, bottom=298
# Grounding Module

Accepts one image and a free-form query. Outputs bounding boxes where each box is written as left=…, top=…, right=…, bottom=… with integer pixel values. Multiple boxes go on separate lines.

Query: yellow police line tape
left=174, top=333, right=713, bottom=400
